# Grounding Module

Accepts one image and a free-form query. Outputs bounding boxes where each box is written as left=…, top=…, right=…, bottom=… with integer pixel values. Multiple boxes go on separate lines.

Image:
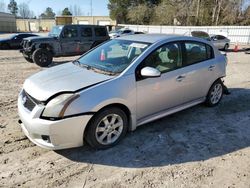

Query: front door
left=136, top=42, right=187, bottom=120
left=60, top=26, right=80, bottom=55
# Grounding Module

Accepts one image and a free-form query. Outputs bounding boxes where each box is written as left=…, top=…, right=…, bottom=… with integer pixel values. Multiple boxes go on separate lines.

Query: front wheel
left=24, top=56, right=33, bottom=63
left=32, top=48, right=53, bottom=67
left=223, top=43, right=229, bottom=51
left=85, top=107, right=128, bottom=149
left=205, top=80, right=223, bottom=107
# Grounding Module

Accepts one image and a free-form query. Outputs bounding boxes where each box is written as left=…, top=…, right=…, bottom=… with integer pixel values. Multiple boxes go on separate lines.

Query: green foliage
left=40, top=7, right=56, bottom=19
left=108, top=0, right=250, bottom=26
left=62, top=7, right=72, bottom=16
left=8, top=0, right=18, bottom=16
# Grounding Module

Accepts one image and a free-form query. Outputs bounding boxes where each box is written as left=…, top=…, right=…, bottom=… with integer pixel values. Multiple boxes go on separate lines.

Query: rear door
left=79, top=26, right=94, bottom=53
left=60, top=26, right=80, bottom=55
left=93, top=27, right=109, bottom=46
left=181, top=41, right=216, bottom=99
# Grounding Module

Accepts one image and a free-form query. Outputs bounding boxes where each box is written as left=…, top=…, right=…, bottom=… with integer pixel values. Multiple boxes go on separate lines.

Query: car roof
left=57, top=24, right=106, bottom=28
left=116, top=34, right=196, bottom=43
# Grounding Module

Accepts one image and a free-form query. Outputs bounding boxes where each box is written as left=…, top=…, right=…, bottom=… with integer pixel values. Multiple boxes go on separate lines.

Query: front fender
left=64, top=74, right=136, bottom=118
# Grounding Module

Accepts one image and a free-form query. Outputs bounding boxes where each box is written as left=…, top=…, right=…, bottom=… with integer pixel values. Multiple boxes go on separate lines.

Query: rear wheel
left=32, top=48, right=53, bottom=67
left=205, top=80, right=223, bottom=107
left=85, top=107, right=128, bottom=149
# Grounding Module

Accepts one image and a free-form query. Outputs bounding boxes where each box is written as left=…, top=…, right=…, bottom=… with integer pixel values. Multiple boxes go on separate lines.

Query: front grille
left=21, top=90, right=37, bottom=111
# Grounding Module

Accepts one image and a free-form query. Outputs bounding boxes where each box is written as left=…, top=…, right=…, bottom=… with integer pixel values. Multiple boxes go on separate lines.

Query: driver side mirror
left=141, top=67, right=161, bottom=78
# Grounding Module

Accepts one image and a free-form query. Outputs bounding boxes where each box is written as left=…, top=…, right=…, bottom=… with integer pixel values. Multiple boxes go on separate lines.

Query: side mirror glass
left=141, top=67, right=161, bottom=78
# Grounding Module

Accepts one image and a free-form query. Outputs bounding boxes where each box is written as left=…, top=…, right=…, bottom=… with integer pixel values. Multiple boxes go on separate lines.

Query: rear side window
left=123, top=30, right=131, bottom=34
left=94, top=27, right=107, bottom=37
left=81, top=27, right=92, bottom=37
left=184, top=42, right=214, bottom=65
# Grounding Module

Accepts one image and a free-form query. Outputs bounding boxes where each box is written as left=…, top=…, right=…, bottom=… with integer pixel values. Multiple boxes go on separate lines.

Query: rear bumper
left=18, top=93, right=93, bottom=150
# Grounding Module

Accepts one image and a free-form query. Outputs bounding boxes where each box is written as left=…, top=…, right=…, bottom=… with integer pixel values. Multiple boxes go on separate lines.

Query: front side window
left=49, top=26, right=63, bottom=37
left=142, top=42, right=182, bottom=73
left=62, top=27, right=78, bottom=38
left=184, top=42, right=213, bottom=65
left=75, top=39, right=150, bottom=74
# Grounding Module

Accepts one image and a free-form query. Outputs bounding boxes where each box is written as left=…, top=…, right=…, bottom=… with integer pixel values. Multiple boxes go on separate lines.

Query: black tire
left=223, top=43, right=229, bottom=51
left=24, top=56, right=34, bottom=63
left=32, top=48, right=53, bottom=67
left=205, top=79, right=223, bottom=107
left=85, top=107, right=128, bottom=149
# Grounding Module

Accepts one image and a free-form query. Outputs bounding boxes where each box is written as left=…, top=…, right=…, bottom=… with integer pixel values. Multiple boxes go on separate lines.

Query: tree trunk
left=212, top=0, right=218, bottom=25
left=195, top=0, right=201, bottom=25
left=215, top=0, right=222, bottom=25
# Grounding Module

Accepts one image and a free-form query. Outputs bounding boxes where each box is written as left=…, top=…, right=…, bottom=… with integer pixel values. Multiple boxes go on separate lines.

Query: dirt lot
left=0, top=36, right=250, bottom=187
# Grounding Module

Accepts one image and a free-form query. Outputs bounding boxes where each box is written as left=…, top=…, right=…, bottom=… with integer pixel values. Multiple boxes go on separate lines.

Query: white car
left=109, top=29, right=134, bottom=39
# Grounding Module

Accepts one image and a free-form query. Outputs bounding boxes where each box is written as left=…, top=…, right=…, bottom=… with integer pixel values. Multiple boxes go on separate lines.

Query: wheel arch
left=37, top=43, right=54, bottom=54
left=84, top=103, right=133, bottom=138
left=206, top=77, right=223, bottom=98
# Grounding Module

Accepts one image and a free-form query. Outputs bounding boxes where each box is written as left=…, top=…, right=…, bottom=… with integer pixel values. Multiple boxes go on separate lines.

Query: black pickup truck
left=21, top=25, right=110, bottom=67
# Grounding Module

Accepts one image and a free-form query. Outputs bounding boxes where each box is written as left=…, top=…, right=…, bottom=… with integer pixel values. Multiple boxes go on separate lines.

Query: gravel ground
left=0, top=34, right=250, bottom=188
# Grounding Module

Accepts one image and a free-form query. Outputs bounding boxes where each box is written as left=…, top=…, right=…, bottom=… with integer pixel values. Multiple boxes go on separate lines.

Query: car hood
left=24, top=36, right=56, bottom=42
left=0, top=38, right=9, bottom=42
left=23, top=63, right=114, bottom=101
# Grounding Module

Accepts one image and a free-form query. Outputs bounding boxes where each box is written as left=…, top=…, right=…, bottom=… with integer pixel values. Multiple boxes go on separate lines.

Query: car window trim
left=181, top=40, right=215, bottom=67
left=135, top=41, right=183, bottom=81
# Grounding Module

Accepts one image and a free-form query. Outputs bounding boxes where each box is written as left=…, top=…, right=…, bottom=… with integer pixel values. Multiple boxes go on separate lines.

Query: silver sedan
left=18, top=34, right=227, bottom=149
left=210, top=35, right=230, bottom=50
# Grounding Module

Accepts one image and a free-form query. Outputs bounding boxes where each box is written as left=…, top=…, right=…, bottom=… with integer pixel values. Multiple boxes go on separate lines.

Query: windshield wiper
left=73, top=61, right=92, bottom=70
left=73, top=61, right=117, bottom=76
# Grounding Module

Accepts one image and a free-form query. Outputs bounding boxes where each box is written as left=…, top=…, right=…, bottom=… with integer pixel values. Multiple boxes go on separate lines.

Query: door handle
left=176, top=75, right=186, bottom=82
left=208, top=65, right=215, bottom=71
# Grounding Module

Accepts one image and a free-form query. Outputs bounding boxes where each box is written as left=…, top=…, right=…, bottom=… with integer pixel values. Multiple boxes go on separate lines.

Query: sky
left=0, top=0, right=109, bottom=16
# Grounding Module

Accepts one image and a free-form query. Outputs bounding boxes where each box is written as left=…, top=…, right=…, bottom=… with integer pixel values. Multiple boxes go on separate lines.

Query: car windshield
left=48, top=26, right=63, bottom=37
left=74, top=39, right=150, bottom=75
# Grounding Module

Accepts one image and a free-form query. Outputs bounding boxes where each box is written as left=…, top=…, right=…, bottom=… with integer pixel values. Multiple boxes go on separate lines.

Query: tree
left=39, top=7, right=56, bottom=19
left=108, top=0, right=130, bottom=24
left=127, top=4, right=152, bottom=24
left=62, top=7, right=72, bottom=16
left=18, top=2, right=34, bottom=18
left=8, top=0, right=18, bottom=16
left=108, top=0, right=249, bottom=25
left=0, top=0, right=6, bottom=12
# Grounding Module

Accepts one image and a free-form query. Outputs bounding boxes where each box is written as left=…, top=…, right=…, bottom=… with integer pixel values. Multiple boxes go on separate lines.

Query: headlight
left=42, top=93, right=79, bottom=119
